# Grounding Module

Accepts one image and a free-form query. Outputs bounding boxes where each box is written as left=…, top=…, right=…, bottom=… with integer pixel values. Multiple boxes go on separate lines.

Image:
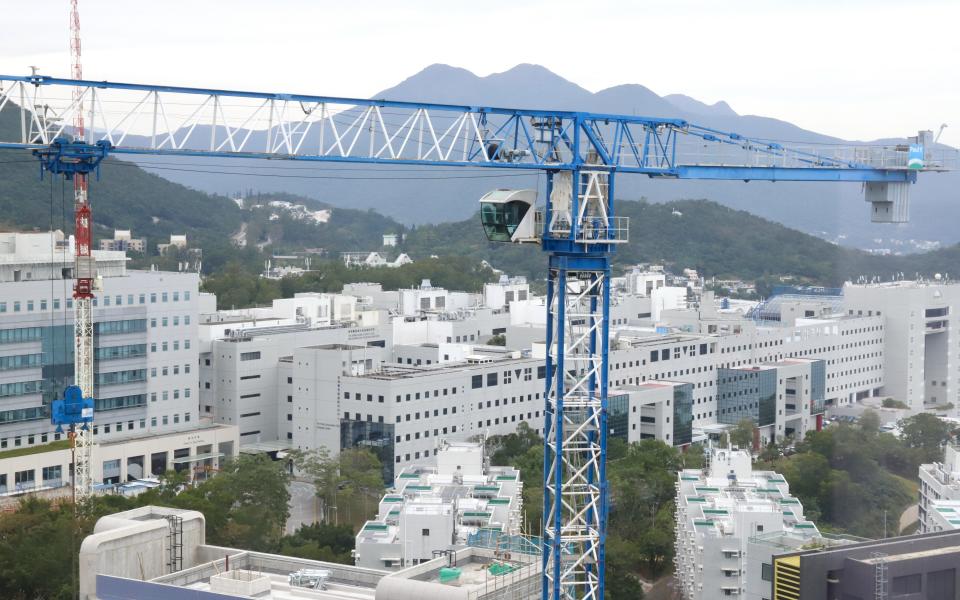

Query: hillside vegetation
left=4, top=102, right=959, bottom=303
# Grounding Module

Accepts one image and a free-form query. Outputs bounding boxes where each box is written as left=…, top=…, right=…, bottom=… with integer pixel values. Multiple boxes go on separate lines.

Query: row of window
left=471, top=366, right=546, bottom=389
left=0, top=380, right=43, bottom=398
left=95, top=344, right=148, bottom=361
left=96, top=394, right=147, bottom=411
left=149, top=339, right=191, bottom=352
left=149, top=388, right=191, bottom=402
left=95, top=369, right=147, bottom=386
left=150, top=315, right=192, bottom=328
left=0, top=352, right=43, bottom=371
left=96, top=319, right=148, bottom=336
left=0, top=290, right=192, bottom=314
left=150, top=363, right=191, bottom=378
left=0, top=327, right=43, bottom=345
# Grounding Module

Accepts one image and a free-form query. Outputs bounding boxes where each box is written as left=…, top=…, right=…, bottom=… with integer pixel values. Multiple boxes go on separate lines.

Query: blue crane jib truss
left=1, top=73, right=952, bottom=600
left=50, top=384, right=94, bottom=433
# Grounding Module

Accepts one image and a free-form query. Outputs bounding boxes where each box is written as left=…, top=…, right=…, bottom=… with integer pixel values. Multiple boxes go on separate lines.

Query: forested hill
left=401, top=199, right=960, bottom=287
left=2, top=101, right=958, bottom=287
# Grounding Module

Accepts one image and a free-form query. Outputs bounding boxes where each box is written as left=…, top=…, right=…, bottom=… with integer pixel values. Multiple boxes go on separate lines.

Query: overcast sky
left=1, top=0, right=957, bottom=147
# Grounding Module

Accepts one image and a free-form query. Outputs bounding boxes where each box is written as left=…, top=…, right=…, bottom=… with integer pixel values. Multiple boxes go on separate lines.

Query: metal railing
left=534, top=210, right=629, bottom=245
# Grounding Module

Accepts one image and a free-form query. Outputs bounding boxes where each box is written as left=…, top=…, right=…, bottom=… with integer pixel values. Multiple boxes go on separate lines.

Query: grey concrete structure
left=766, top=530, right=960, bottom=600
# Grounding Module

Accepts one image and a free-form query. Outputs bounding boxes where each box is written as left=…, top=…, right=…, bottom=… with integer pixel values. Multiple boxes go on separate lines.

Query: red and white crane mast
left=69, top=0, right=95, bottom=501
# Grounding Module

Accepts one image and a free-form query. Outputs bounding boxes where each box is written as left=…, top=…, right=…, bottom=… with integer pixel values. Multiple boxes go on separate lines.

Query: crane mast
left=0, top=73, right=952, bottom=600
left=69, top=0, right=94, bottom=501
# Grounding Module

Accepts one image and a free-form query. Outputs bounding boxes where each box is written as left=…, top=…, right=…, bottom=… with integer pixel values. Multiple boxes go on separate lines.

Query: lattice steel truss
left=0, top=72, right=950, bottom=600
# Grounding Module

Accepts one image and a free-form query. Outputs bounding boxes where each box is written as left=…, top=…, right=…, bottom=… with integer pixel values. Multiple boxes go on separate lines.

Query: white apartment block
left=675, top=447, right=819, bottom=600
left=843, top=280, right=960, bottom=411
left=919, top=443, right=960, bottom=533
left=354, top=440, right=523, bottom=570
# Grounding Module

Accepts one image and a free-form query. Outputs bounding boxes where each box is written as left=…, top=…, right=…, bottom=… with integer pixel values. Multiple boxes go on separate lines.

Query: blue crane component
left=0, top=73, right=949, bottom=600
left=50, top=385, right=94, bottom=433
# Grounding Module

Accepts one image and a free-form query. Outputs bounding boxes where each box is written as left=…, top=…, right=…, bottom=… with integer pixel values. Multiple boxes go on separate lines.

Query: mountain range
left=120, top=63, right=959, bottom=249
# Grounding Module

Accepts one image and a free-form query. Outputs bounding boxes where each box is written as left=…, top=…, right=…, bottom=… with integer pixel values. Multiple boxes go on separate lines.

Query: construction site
left=2, top=2, right=960, bottom=600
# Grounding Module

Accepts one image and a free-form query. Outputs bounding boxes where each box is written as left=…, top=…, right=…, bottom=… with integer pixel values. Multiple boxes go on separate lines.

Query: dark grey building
left=768, top=529, right=960, bottom=600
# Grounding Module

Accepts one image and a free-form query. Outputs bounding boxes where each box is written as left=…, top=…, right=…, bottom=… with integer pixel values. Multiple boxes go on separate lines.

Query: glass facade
left=810, top=359, right=826, bottom=415
left=0, top=321, right=153, bottom=425
left=95, top=344, right=148, bottom=361
left=673, top=384, right=695, bottom=446
left=607, top=393, right=630, bottom=442
left=340, top=418, right=396, bottom=483
left=717, top=368, right=777, bottom=427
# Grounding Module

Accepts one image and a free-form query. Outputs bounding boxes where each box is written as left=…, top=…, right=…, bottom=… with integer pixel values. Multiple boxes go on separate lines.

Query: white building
left=0, top=422, right=238, bottom=496
left=843, top=280, right=960, bottom=412
left=0, top=231, right=201, bottom=446
left=0, top=230, right=238, bottom=496
left=674, top=447, right=820, bottom=600
left=157, top=233, right=188, bottom=254
left=919, top=442, right=960, bottom=533
left=99, top=229, right=146, bottom=253
left=342, top=252, right=412, bottom=269
left=354, top=440, right=523, bottom=570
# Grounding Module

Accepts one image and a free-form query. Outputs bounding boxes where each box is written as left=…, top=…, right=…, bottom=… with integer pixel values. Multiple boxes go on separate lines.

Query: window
left=472, top=375, right=483, bottom=389
left=891, top=574, right=921, bottom=595
left=487, top=372, right=498, bottom=386
left=422, top=528, right=430, bottom=536
left=761, top=563, right=772, bottom=582
left=240, top=352, right=261, bottom=361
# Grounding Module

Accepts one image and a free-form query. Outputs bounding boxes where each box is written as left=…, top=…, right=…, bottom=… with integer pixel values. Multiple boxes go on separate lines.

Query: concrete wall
left=79, top=506, right=205, bottom=600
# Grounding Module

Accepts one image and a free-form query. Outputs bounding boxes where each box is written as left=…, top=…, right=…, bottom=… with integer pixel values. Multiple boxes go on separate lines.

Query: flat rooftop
left=151, top=549, right=384, bottom=600
left=353, top=356, right=535, bottom=381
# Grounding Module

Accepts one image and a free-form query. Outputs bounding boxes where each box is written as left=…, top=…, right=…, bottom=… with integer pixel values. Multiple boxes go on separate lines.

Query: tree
left=899, top=413, right=953, bottom=462
left=280, top=523, right=355, bottom=563
left=859, top=409, right=881, bottom=435
left=605, top=535, right=645, bottom=599
left=729, top=418, right=755, bottom=450
left=141, top=454, right=292, bottom=551
left=487, top=334, right=506, bottom=346
left=295, top=447, right=385, bottom=528
left=882, top=398, right=909, bottom=409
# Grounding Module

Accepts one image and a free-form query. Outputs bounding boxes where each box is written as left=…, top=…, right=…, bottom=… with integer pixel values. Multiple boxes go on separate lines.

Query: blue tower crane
left=0, top=73, right=953, bottom=600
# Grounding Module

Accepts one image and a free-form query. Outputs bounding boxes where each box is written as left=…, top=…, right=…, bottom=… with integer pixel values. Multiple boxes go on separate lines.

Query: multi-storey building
left=674, top=447, right=820, bottom=600
left=0, top=230, right=238, bottom=495
left=354, top=440, right=523, bottom=570
left=0, top=231, right=201, bottom=446
left=98, top=229, right=146, bottom=253
left=919, top=442, right=960, bottom=533
left=843, top=280, right=960, bottom=411
left=717, top=358, right=826, bottom=445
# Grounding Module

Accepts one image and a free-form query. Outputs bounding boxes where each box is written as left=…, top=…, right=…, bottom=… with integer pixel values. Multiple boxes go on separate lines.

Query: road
left=286, top=480, right=318, bottom=535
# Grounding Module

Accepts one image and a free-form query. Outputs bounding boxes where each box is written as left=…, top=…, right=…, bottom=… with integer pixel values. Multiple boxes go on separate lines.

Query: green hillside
left=400, top=199, right=960, bottom=289
left=3, top=102, right=958, bottom=296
